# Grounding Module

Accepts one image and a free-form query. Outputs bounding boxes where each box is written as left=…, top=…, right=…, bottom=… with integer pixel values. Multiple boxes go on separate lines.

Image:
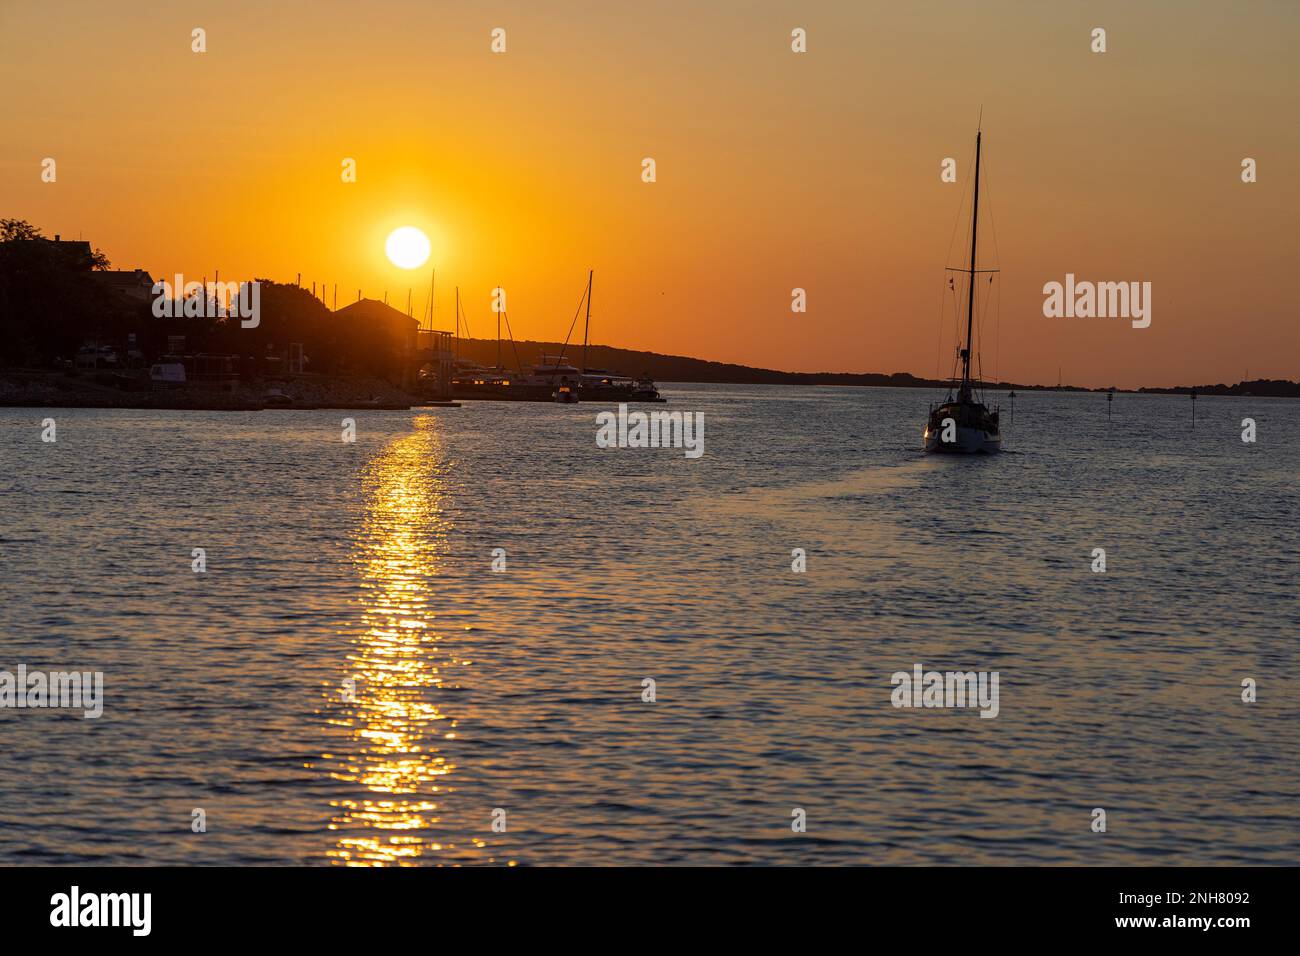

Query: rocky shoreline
left=0, top=369, right=441, bottom=411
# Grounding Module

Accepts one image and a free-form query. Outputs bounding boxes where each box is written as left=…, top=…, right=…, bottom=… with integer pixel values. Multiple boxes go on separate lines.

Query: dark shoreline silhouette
left=3, top=219, right=1295, bottom=404
left=4, top=359, right=1295, bottom=410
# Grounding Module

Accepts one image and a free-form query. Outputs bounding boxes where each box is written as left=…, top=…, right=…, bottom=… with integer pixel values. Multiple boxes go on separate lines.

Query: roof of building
left=96, top=269, right=155, bottom=285
left=42, top=235, right=93, bottom=257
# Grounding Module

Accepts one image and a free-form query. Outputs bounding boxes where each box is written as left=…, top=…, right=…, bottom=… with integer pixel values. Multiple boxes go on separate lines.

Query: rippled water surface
left=1, top=385, right=1297, bottom=865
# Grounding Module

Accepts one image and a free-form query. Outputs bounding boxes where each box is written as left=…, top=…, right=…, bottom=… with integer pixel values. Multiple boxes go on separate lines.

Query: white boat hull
left=924, top=424, right=1001, bottom=454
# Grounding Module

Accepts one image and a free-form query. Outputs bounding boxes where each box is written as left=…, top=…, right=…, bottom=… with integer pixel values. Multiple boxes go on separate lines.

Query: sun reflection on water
left=317, top=419, right=478, bottom=865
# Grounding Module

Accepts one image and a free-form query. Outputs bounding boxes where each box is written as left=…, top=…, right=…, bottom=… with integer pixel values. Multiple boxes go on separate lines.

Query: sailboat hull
left=924, top=399, right=1002, bottom=454
left=924, top=424, right=1002, bottom=454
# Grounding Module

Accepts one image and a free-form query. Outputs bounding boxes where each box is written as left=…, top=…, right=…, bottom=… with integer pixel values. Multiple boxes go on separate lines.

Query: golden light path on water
left=319, top=418, right=489, bottom=865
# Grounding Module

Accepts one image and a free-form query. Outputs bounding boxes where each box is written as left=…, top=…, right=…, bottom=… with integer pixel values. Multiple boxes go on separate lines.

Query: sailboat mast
left=963, top=129, right=982, bottom=391
left=581, top=269, right=592, bottom=373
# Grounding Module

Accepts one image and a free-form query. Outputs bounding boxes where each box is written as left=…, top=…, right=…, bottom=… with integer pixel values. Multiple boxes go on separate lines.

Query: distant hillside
left=1138, top=379, right=1300, bottom=398
left=454, top=336, right=944, bottom=388
left=451, top=336, right=1300, bottom=396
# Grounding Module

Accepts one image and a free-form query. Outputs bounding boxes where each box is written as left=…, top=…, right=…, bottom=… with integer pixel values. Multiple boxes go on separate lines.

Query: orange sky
left=1, top=0, right=1296, bottom=387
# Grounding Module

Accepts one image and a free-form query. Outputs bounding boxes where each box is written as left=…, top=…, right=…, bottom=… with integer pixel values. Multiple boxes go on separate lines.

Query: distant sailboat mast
left=581, top=269, right=593, bottom=374
left=960, top=128, right=982, bottom=402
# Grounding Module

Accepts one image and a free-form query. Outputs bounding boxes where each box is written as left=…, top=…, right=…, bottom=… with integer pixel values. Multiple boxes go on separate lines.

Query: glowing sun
left=385, top=226, right=431, bottom=269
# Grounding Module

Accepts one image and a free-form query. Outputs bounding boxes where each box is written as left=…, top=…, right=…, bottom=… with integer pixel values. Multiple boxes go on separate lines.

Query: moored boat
left=450, top=270, right=665, bottom=402
left=572, top=271, right=664, bottom=402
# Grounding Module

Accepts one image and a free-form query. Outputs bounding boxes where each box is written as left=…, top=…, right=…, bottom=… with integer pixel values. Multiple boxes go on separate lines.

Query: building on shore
left=94, top=268, right=155, bottom=301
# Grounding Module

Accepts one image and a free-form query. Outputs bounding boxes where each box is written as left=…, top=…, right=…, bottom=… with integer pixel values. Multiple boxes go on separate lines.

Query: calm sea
left=1, top=385, right=1297, bottom=865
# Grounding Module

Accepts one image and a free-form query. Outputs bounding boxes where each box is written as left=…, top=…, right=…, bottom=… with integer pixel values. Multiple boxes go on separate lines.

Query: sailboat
left=923, top=125, right=1002, bottom=454
left=570, top=271, right=665, bottom=403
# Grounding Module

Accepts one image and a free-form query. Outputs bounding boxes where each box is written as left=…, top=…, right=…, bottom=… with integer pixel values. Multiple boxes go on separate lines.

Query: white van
left=150, top=362, right=186, bottom=388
